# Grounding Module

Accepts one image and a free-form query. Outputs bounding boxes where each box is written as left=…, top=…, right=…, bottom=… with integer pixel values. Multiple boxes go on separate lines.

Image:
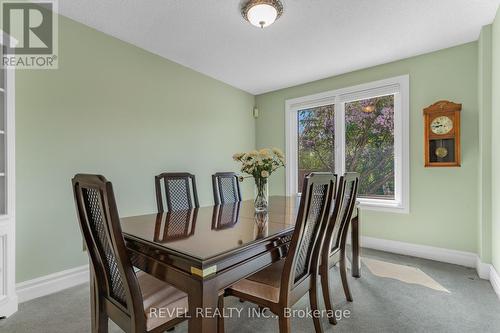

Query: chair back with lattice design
left=211, top=202, right=241, bottom=230
left=155, top=172, right=199, bottom=212
left=154, top=208, right=198, bottom=242
left=72, top=174, right=145, bottom=327
left=280, top=173, right=336, bottom=298
left=212, top=172, right=242, bottom=205
left=323, top=173, right=359, bottom=258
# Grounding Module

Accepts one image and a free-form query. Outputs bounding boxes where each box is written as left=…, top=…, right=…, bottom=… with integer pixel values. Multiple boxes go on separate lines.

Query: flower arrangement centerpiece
left=233, top=148, right=285, bottom=212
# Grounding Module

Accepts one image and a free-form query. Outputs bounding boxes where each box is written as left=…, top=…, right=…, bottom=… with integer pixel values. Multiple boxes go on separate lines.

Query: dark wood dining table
left=118, top=196, right=360, bottom=333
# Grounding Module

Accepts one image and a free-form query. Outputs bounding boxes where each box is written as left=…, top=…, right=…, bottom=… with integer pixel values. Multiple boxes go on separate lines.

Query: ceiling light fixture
left=241, top=0, right=284, bottom=29
left=362, top=105, right=376, bottom=113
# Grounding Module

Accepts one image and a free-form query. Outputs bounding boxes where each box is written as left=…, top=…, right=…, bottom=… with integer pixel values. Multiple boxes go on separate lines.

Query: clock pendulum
left=435, top=141, right=448, bottom=159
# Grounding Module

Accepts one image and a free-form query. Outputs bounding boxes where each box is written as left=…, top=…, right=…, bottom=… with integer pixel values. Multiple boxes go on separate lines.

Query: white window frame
left=285, top=75, right=410, bottom=213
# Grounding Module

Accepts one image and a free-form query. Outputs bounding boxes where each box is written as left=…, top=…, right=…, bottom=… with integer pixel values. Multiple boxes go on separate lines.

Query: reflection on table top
left=121, top=196, right=300, bottom=261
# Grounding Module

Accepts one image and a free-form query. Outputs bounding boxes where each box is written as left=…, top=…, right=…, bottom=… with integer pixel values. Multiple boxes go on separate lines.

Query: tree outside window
left=297, top=95, right=395, bottom=199
left=345, top=95, right=395, bottom=199
left=297, top=105, right=335, bottom=191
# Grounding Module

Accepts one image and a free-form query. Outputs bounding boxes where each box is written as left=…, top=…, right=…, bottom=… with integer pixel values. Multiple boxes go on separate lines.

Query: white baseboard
left=0, top=295, right=18, bottom=317
left=16, top=265, right=89, bottom=303
left=475, top=261, right=500, bottom=299
left=360, top=236, right=477, bottom=267
left=489, top=264, right=500, bottom=299
left=359, top=236, right=500, bottom=299
left=476, top=256, right=492, bottom=280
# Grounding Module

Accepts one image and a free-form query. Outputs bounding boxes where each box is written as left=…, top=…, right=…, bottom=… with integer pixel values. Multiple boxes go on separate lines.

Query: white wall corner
left=16, top=265, right=89, bottom=303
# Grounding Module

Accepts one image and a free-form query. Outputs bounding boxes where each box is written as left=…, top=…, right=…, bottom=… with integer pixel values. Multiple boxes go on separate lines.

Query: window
left=286, top=75, right=409, bottom=213
left=345, top=95, right=395, bottom=200
left=297, top=104, right=335, bottom=191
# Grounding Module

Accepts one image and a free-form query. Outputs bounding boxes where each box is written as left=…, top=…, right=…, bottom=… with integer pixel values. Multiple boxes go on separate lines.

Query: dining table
left=114, top=195, right=360, bottom=333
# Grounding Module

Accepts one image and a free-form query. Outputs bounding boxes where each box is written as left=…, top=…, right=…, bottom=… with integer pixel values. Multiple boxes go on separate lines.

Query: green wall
left=492, top=8, right=500, bottom=271
left=478, top=25, right=493, bottom=263
left=15, top=15, right=256, bottom=282
left=255, top=43, right=479, bottom=253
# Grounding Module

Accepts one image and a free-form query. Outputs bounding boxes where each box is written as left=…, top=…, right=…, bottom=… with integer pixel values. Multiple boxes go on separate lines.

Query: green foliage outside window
left=298, top=95, right=395, bottom=199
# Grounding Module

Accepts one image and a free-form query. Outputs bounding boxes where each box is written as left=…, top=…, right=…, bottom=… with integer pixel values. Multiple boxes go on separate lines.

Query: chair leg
left=309, top=277, right=323, bottom=333
left=96, top=305, right=108, bottom=333
left=217, top=295, right=225, bottom=333
left=278, top=315, right=291, bottom=333
left=320, top=264, right=337, bottom=325
left=339, top=252, right=353, bottom=302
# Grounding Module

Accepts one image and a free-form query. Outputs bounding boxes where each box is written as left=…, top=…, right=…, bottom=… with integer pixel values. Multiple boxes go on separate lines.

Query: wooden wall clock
left=423, top=100, right=461, bottom=167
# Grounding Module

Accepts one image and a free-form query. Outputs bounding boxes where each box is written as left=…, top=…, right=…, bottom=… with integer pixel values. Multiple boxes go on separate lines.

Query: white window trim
left=285, top=75, right=410, bottom=214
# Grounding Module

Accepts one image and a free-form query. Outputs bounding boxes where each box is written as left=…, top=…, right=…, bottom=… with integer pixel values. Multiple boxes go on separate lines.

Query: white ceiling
left=59, top=0, right=500, bottom=95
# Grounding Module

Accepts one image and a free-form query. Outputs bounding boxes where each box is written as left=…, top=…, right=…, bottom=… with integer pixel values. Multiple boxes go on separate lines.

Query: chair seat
left=229, top=259, right=285, bottom=303
left=137, top=271, right=188, bottom=331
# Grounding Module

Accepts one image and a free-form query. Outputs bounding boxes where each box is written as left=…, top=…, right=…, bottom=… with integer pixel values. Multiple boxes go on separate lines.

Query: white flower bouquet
left=232, top=148, right=285, bottom=211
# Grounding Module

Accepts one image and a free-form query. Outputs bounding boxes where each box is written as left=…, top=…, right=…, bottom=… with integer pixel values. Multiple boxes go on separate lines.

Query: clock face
left=430, top=116, right=453, bottom=135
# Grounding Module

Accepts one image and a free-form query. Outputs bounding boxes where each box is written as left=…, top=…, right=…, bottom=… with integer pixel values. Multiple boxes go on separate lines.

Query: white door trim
left=0, top=32, right=17, bottom=318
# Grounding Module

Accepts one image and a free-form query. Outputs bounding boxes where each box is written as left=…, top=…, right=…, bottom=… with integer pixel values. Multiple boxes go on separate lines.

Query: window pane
left=345, top=95, right=395, bottom=200
left=297, top=104, right=335, bottom=192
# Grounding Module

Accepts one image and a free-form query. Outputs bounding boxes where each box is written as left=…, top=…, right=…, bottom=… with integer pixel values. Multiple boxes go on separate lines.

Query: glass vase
left=254, top=177, right=269, bottom=212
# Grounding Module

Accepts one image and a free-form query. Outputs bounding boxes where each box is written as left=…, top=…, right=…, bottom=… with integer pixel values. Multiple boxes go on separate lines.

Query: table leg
left=188, top=280, right=219, bottom=333
left=351, top=211, right=361, bottom=278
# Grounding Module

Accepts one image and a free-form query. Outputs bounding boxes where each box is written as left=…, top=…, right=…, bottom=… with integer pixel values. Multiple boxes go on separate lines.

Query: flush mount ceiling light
left=241, top=0, right=284, bottom=28
left=362, top=105, right=376, bottom=113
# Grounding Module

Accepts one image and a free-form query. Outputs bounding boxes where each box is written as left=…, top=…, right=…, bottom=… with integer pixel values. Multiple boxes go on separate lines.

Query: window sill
left=357, top=198, right=409, bottom=214
left=295, top=194, right=409, bottom=214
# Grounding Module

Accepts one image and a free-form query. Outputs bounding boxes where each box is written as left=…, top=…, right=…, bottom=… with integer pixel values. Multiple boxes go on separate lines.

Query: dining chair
left=224, top=172, right=337, bottom=333
left=320, top=172, right=359, bottom=325
left=155, top=172, right=199, bottom=212
left=212, top=172, right=242, bottom=205
left=72, top=174, right=188, bottom=333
